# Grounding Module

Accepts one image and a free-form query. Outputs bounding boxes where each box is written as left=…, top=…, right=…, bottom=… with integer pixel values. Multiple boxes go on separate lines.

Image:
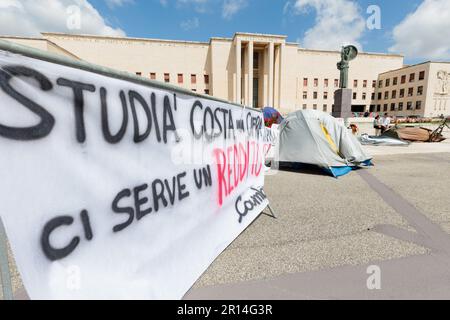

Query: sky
left=1, top=0, right=450, bottom=64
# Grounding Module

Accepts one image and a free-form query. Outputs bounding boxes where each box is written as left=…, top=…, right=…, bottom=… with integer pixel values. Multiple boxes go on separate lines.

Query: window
left=417, top=86, right=423, bottom=96
left=354, top=80, right=358, bottom=88
left=390, top=103, right=396, bottom=111
left=204, top=89, right=210, bottom=95
left=324, top=79, right=329, bottom=87
left=204, top=74, right=209, bottom=84
left=334, top=79, right=339, bottom=87
left=302, top=104, right=307, bottom=110
left=177, top=73, right=183, bottom=84
left=362, top=92, right=367, bottom=100
left=419, top=71, right=425, bottom=80
left=398, top=102, right=404, bottom=111
left=302, top=91, right=307, bottom=99
left=409, top=73, right=415, bottom=82
left=191, top=74, right=197, bottom=84
left=392, top=90, right=397, bottom=99
left=313, top=104, right=317, bottom=110
left=400, top=89, right=405, bottom=98
left=407, top=101, right=413, bottom=110
left=416, top=101, right=422, bottom=110
left=401, top=75, right=406, bottom=84
left=377, top=105, right=381, bottom=112
left=385, top=78, right=390, bottom=87
left=164, top=73, right=170, bottom=83
left=393, top=77, right=398, bottom=85
left=313, top=92, right=318, bottom=99
left=303, top=78, right=308, bottom=86
left=136, top=72, right=142, bottom=76
left=353, top=92, right=357, bottom=100
left=378, top=80, right=383, bottom=88
left=371, top=93, right=375, bottom=100
left=253, top=52, right=259, bottom=69
left=384, top=91, right=389, bottom=99
left=314, top=78, right=318, bottom=87
left=323, top=104, right=328, bottom=112
left=383, top=104, right=388, bottom=111
left=363, top=80, right=367, bottom=88
left=323, top=92, right=328, bottom=99
left=150, top=72, right=156, bottom=80
left=408, top=87, right=414, bottom=97
left=378, top=92, right=382, bottom=100
left=372, top=80, right=377, bottom=88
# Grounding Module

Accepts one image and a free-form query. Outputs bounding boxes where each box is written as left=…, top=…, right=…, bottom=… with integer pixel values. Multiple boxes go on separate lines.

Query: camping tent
left=275, top=110, right=372, bottom=177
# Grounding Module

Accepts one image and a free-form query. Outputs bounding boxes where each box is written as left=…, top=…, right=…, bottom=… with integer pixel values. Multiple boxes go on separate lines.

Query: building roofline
left=297, top=47, right=404, bottom=58
left=0, top=35, right=81, bottom=60
left=233, top=32, right=287, bottom=39
left=378, top=60, right=450, bottom=76
left=210, top=37, right=232, bottom=42
left=0, top=35, right=47, bottom=41
left=41, top=32, right=210, bottom=46
left=378, top=61, right=434, bottom=75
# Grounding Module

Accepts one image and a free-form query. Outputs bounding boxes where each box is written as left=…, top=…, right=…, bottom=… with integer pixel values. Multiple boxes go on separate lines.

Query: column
left=273, top=45, right=280, bottom=108
left=268, top=42, right=274, bottom=107
left=247, top=41, right=254, bottom=107
left=278, top=43, right=284, bottom=108
left=235, top=39, right=241, bottom=104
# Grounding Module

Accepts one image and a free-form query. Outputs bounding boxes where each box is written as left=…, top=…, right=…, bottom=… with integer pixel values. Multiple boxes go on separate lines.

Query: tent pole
left=0, top=217, right=14, bottom=300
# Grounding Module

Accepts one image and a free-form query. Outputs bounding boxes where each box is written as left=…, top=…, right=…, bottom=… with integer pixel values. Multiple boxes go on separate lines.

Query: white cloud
left=389, top=0, right=450, bottom=60
left=180, top=17, right=200, bottom=30
left=160, top=0, right=247, bottom=19
left=290, top=0, right=365, bottom=50
left=177, top=0, right=210, bottom=13
left=222, top=0, right=248, bottom=19
left=105, top=0, right=134, bottom=9
left=0, top=0, right=125, bottom=37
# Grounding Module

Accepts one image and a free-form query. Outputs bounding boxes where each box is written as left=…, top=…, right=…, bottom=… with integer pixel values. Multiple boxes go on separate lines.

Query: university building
left=374, top=62, right=450, bottom=118
left=0, top=32, right=448, bottom=117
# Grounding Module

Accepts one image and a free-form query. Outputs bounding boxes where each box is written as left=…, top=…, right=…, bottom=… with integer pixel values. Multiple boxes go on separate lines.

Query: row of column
left=235, top=39, right=281, bottom=108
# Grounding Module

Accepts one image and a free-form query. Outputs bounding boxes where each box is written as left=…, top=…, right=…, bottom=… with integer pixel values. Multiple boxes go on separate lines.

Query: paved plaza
left=186, top=138, right=450, bottom=299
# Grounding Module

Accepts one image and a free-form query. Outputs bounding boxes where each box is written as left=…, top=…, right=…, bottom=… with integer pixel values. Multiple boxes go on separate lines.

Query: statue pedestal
left=332, top=89, right=353, bottom=118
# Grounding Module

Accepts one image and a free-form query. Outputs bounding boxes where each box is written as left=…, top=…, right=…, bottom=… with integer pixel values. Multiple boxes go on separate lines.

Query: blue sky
left=90, top=0, right=420, bottom=52
left=2, top=0, right=450, bottom=64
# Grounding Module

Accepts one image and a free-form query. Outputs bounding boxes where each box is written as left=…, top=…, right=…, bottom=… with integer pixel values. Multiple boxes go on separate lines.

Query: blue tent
left=263, top=107, right=283, bottom=126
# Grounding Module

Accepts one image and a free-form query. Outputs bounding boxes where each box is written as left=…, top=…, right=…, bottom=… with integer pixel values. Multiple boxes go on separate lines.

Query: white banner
left=0, top=49, right=270, bottom=299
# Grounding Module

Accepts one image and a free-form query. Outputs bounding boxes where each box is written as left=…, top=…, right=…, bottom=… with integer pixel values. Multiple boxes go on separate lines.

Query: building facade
left=2, top=32, right=445, bottom=117
left=374, top=62, right=450, bottom=118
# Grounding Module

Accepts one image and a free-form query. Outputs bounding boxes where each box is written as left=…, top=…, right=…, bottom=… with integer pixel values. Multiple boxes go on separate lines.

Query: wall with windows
left=1, top=32, right=415, bottom=116
left=376, top=62, right=450, bottom=117
left=42, top=33, right=213, bottom=96
left=294, top=49, right=403, bottom=113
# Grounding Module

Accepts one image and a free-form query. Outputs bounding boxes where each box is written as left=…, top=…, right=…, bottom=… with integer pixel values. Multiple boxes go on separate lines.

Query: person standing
left=382, top=113, right=391, bottom=133
left=373, top=115, right=382, bottom=136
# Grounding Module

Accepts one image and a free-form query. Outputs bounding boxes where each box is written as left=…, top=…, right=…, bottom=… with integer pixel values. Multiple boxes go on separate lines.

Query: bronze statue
left=337, top=45, right=358, bottom=89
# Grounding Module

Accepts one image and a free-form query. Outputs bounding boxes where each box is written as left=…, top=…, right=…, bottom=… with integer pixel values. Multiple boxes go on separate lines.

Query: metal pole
left=0, top=217, right=14, bottom=300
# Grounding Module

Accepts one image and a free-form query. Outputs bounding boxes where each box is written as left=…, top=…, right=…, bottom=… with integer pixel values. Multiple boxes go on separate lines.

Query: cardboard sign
left=0, top=49, right=270, bottom=299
